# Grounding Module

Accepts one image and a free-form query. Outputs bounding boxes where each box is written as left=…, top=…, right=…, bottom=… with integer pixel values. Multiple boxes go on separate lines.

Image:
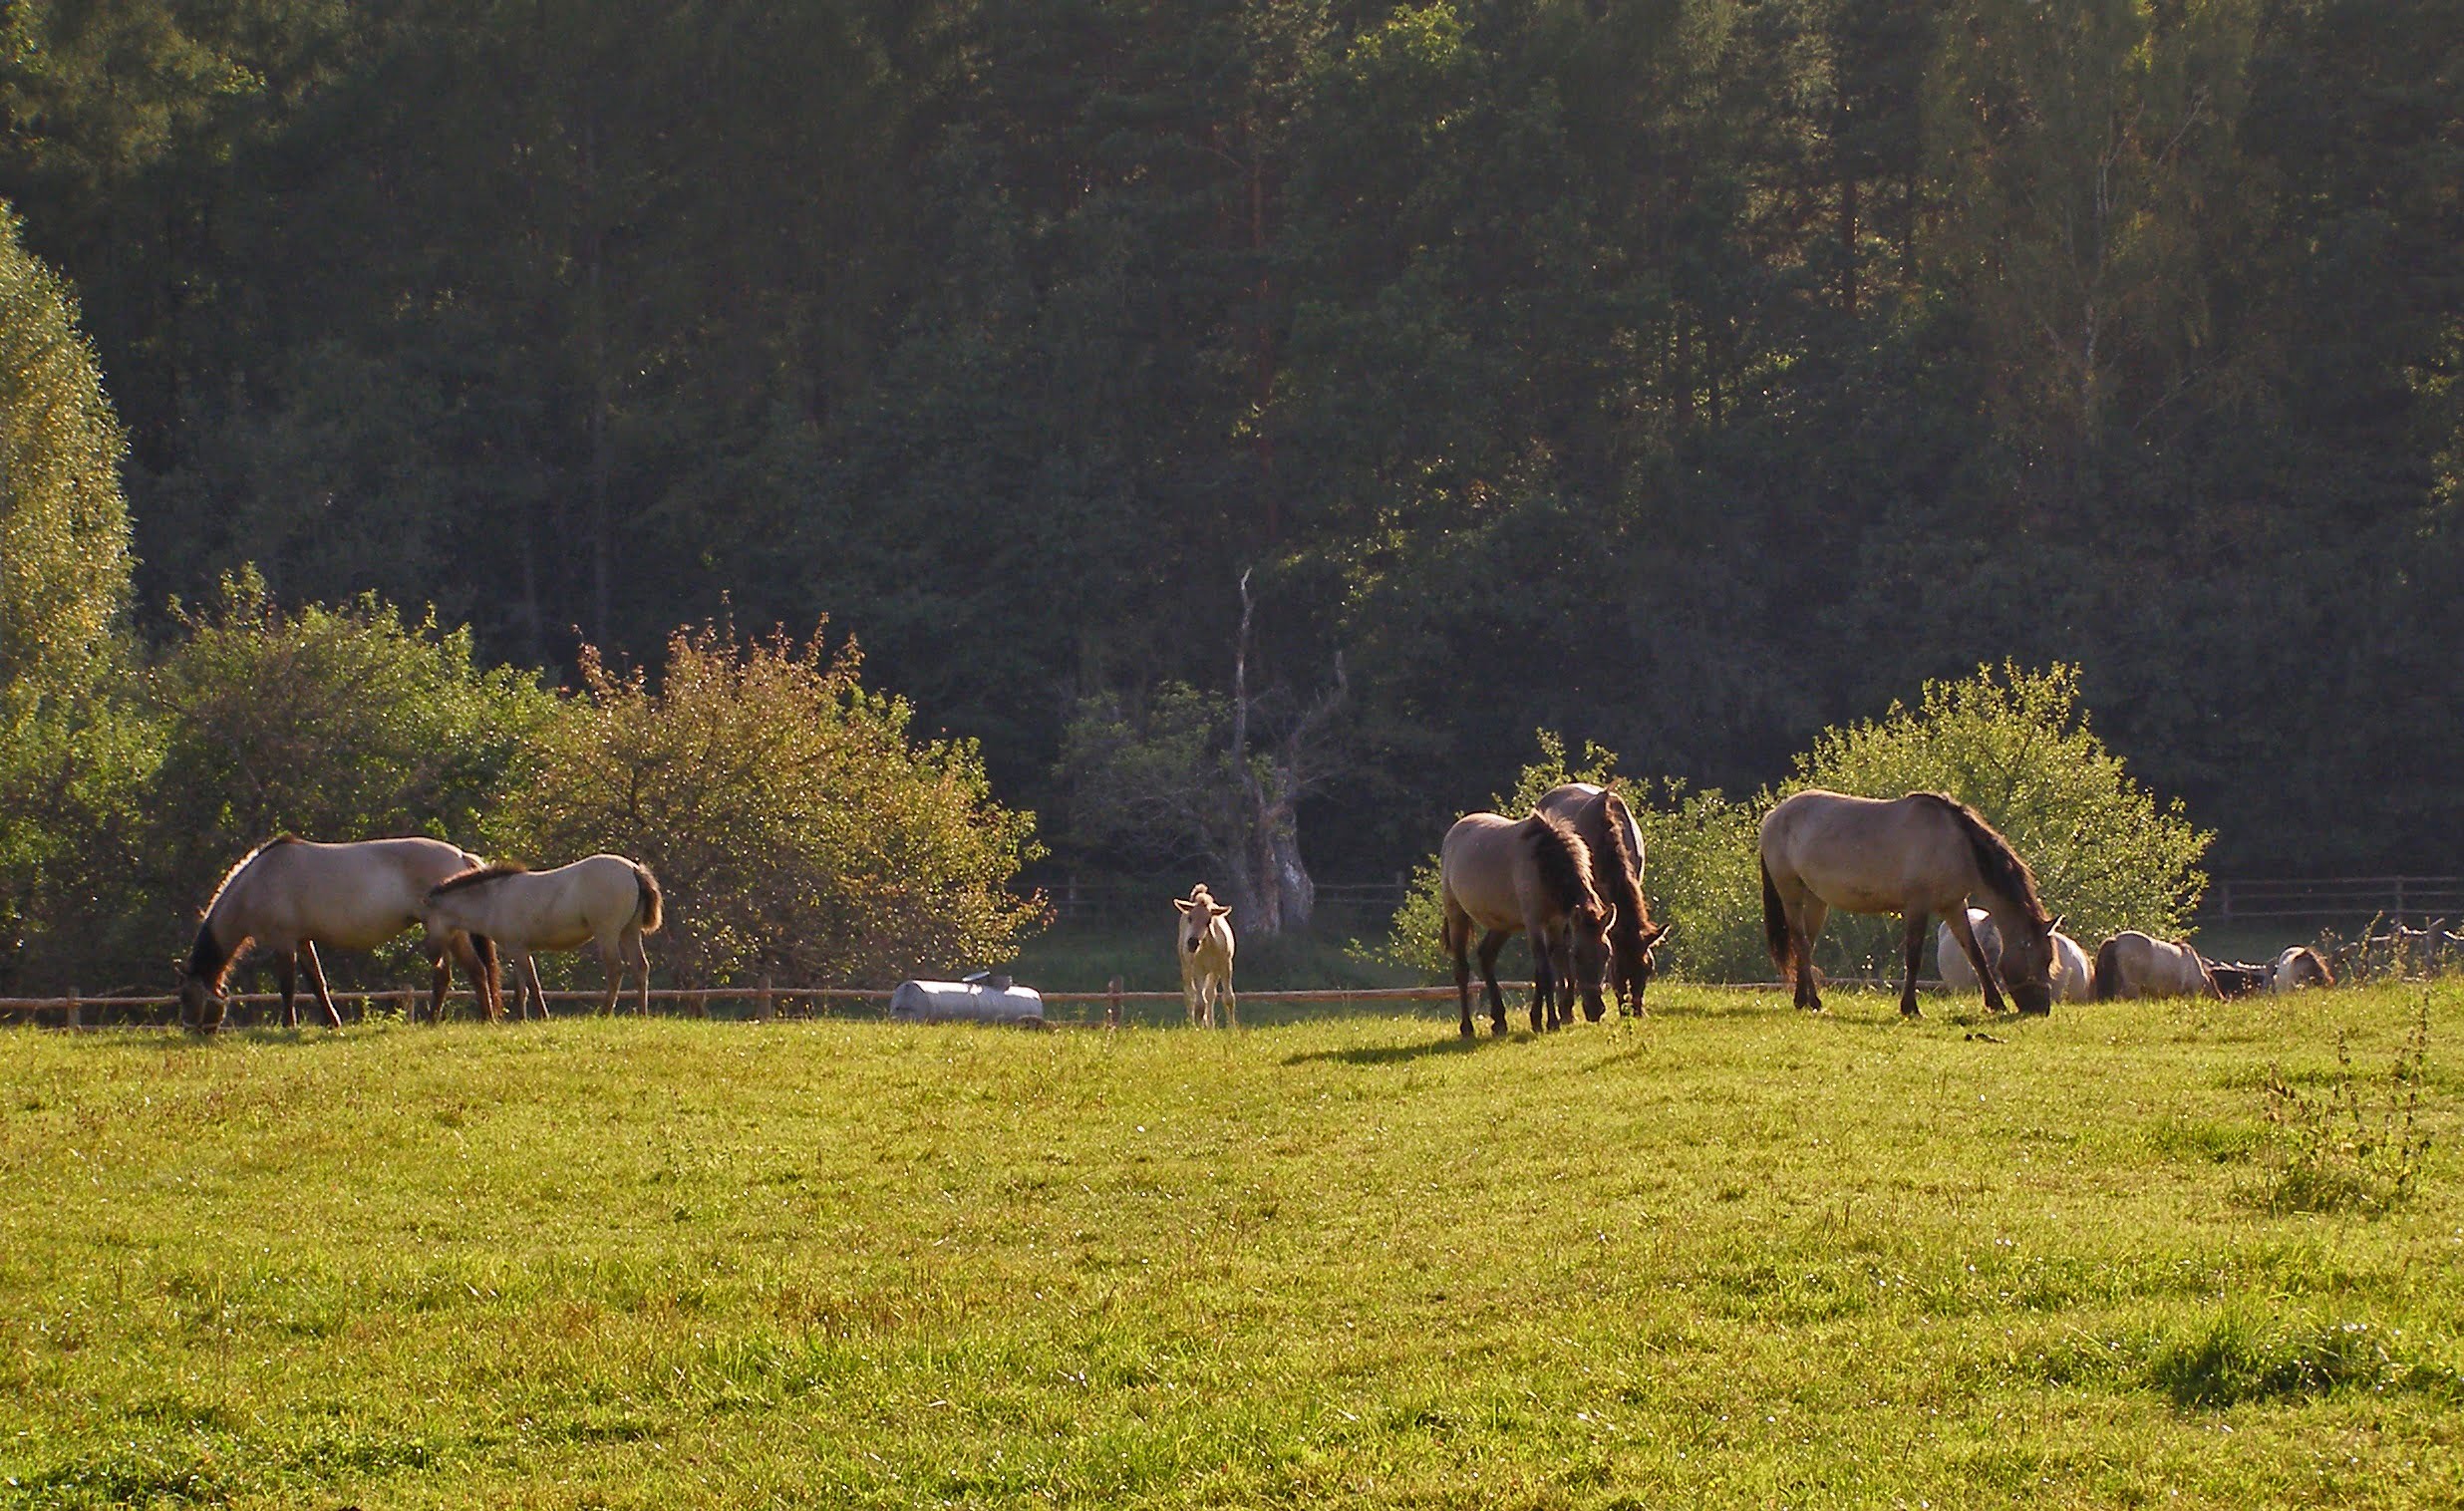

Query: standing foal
left=1174, top=885, right=1238, bottom=1028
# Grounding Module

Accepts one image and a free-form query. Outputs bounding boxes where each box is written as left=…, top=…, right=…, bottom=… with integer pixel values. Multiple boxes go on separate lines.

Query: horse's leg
left=275, top=951, right=299, bottom=1029
left=429, top=944, right=452, bottom=1023
left=1221, top=969, right=1237, bottom=1030
left=598, top=936, right=623, bottom=1017
left=1898, top=913, right=1927, bottom=1019
left=520, top=952, right=547, bottom=1020
left=299, top=942, right=343, bottom=1029
left=1477, top=930, right=1511, bottom=1035
left=629, top=927, right=650, bottom=1015
left=1792, top=896, right=1829, bottom=1012
left=1448, top=914, right=1475, bottom=1039
left=1527, top=925, right=1554, bottom=1034
left=1944, top=907, right=2007, bottom=1015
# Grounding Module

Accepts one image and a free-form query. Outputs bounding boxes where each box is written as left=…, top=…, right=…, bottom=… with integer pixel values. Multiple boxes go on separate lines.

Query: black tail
left=1761, top=857, right=1791, bottom=978
left=2094, top=938, right=2121, bottom=1000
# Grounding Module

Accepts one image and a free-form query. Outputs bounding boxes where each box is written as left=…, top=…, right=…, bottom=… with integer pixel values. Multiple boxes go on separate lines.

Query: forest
left=1, top=0, right=2460, bottom=959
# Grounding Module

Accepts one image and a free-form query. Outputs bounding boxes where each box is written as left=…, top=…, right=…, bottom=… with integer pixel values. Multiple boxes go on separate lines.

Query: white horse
left=1936, top=908, right=2093, bottom=1004
left=2272, top=946, right=2334, bottom=993
left=422, top=855, right=664, bottom=1017
left=1173, top=884, right=1238, bottom=1028
left=179, top=835, right=497, bottom=1031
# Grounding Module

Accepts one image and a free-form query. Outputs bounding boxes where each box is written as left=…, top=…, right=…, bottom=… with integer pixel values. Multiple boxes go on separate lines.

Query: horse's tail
left=2094, top=938, right=2121, bottom=1000
left=1760, top=857, right=1791, bottom=978
left=632, top=863, right=665, bottom=934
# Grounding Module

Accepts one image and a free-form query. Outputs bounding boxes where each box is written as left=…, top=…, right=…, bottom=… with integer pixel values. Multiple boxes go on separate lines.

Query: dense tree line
left=3, top=0, right=2459, bottom=908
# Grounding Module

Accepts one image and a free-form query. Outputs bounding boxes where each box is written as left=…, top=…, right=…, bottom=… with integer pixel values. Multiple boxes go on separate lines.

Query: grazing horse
left=2272, top=946, right=2334, bottom=993
left=1173, top=884, right=1238, bottom=1028
left=1440, top=810, right=1615, bottom=1038
left=1534, top=782, right=1672, bottom=1016
left=1935, top=908, right=2093, bottom=1004
left=422, top=855, right=664, bottom=1017
left=178, top=836, right=498, bottom=1032
left=2092, top=931, right=2221, bottom=1000
left=1760, top=790, right=2057, bottom=1017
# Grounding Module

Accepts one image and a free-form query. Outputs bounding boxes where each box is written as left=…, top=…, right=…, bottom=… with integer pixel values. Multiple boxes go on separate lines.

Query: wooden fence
left=2197, top=876, right=2464, bottom=923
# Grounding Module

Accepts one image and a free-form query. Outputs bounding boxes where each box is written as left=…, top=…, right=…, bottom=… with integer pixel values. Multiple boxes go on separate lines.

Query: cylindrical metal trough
left=888, top=979, right=1046, bottom=1027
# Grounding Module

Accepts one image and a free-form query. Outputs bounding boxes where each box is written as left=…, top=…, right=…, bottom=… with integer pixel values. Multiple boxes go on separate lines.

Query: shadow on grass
left=1282, top=1034, right=1508, bottom=1067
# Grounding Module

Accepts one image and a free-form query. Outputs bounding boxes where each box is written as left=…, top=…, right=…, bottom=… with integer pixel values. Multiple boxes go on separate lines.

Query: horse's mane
left=430, top=860, right=528, bottom=895
left=1589, top=791, right=1652, bottom=940
left=1912, top=793, right=2048, bottom=926
left=185, top=835, right=302, bottom=989
left=1523, top=809, right=1601, bottom=912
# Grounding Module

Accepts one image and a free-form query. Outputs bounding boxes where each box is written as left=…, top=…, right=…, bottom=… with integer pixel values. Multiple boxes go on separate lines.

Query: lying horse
left=1760, top=789, right=2057, bottom=1017
left=422, top=854, right=664, bottom=1017
left=179, top=835, right=498, bottom=1031
left=1440, top=809, right=1614, bottom=1037
left=2093, top=931, right=2220, bottom=1000
left=1534, top=782, right=1671, bottom=1015
left=2206, top=959, right=2274, bottom=998
left=1173, top=884, right=1238, bottom=1028
left=2273, top=945, right=2334, bottom=992
left=1935, top=908, right=2093, bottom=1004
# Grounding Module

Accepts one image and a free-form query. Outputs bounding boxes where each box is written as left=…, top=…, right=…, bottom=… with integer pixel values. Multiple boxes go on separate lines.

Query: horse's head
left=1173, top=887, right=1230, bottom=955
left=1618, top=919, right=1674, bottom=1009
left=1999, top=913, right=2058, bottom=1015
left=1570, top=899, right=1618, bottom=1021
left=174, top=963, right=225, bottom=1032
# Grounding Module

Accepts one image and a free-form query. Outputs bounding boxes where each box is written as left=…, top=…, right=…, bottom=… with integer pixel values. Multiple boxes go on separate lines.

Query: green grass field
left=4, top=985, right=2460, bottom=1508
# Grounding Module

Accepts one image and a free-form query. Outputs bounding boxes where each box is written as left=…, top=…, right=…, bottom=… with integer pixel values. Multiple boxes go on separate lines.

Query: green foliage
left=0, top=198, right=128, bottom=690
left=488, top=622, right=1045, bottom=989
left=143, top=569, right=556, bottom=912
left=0, top=199, right=151, bottom=989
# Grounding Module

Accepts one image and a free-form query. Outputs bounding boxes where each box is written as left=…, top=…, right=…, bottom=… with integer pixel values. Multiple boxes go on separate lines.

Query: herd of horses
left=1390, top=785, right=2328, bottom=1040
left=176, top=836, right=664, bottom=1030
left=181, top=786, right=2333, bottom=1036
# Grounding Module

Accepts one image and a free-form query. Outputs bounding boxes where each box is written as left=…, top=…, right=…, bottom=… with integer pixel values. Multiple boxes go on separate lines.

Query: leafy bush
left=1380, top=665, right=2210, bottom=983
left=488, top=621, right=1044, bottom=988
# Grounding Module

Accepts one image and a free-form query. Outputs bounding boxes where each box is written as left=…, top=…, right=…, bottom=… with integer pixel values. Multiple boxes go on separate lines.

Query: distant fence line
left=1052, top=876, right=2464, bottom=927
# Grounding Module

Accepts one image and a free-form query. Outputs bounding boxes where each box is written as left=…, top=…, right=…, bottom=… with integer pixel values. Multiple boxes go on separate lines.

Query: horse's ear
left=2046, top=913, right=2065, bottom=934
left=1172, top=898, right=1194, bottom=914
left=1643, top=920, right=1673, bottom=947
left=1210, top=902, right=1232, bottom=920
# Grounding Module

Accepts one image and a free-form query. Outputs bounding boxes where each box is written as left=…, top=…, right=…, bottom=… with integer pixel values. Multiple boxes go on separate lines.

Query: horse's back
left=1762, top=789, right=1972, bottom=912
left=230, top=835, right=474, bottom=948
left=2097, top=929, right=2210, bottom=999
left=1440, top=812, right=1536, bottom=930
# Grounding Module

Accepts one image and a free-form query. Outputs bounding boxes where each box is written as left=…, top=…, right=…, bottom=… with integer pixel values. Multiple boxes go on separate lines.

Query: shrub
left=488, top=621, right=1044, bottom=988
left=2260, top=1000, right=2430, bottom=1215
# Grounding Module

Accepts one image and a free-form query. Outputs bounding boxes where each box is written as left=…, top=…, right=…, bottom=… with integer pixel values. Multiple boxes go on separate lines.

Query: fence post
left=2395, top=877, right=2408, bottom=920
left=63, top=986, right=80, bottom=1031
left=756, top=976, right=774, bottom=1022
left=1105, top=976, right=1121, bottom=1031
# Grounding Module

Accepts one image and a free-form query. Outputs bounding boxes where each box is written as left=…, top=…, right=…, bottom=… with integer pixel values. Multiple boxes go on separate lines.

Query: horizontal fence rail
left=2199, top=877, right=2464, bottom=922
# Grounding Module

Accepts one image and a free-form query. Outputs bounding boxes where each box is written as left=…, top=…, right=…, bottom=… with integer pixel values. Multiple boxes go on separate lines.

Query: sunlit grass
left=3, top=985, right=2460, bottom=1507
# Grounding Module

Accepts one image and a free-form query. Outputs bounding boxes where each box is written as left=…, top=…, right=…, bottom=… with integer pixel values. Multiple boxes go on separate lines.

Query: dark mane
left=1912, top=792, right=2048, bottom=926
left=430, top=860, right=528, bottom=895
left=1523, top=809, right=1601, bottom=911
left=1589, top=790, right=1653, bottom=944
left=183, top=835, right=301, bottom=990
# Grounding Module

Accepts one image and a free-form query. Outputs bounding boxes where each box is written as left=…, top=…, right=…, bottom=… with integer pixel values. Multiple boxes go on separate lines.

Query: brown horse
left=1440, top=809, right=1615, bottom=1037
left=2273, top=945, right=2334, bottom=992
left=179, top=835, right=498, bottom=1031
left=2092, top=931, right=2220, bottom=1000
left=423, top=854, right=664, bottom=1018
left=1759, top=789, right=2057, bottom=1017
left=1534, top=782, right=1671, bottom=1015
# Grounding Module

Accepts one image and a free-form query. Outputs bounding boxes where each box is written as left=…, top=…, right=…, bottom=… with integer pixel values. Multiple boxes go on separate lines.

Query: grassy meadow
left=3, top=985, right=2461, bottom=1508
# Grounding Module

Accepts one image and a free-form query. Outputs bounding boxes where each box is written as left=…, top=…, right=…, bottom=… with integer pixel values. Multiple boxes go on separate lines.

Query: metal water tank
left=888, top=976, right=1045, bottom=1026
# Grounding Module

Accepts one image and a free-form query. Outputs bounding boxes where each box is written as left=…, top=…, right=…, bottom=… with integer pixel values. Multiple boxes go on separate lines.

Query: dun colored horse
left=178, top=835, right=498, bottom=1031
left=1173, top=884, right=1238, bottom=1028
left=1759, top=790, right=2057, bottom=1017
left=1936, top=908, right=2093, bottom=1004
left=1534, top=782, right=1672, bottom=1015
left=1440, top=810, right=1615, bottom=1037
left=423, top=854, right=664, bottom=1017
left=2092, top=931, right=2220, bottom=1000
